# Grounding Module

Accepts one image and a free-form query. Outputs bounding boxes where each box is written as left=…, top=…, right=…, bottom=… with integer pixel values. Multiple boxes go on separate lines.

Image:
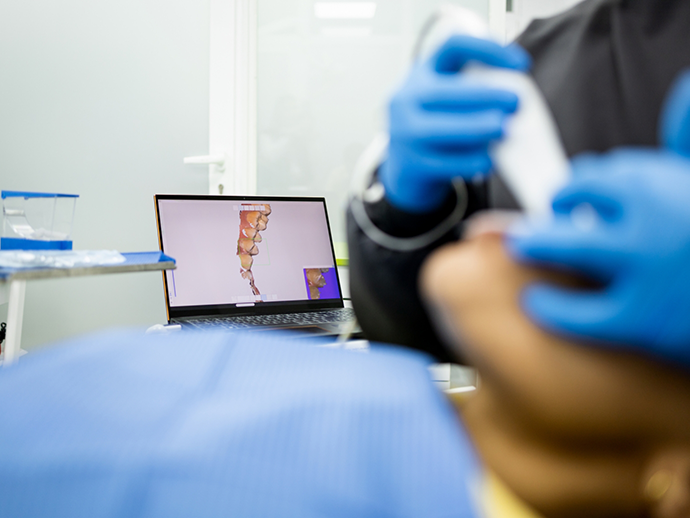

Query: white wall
left=0, top=0, right=210, bottom=350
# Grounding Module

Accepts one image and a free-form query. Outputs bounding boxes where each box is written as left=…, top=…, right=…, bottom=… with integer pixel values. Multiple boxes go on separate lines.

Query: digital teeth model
left=237, top=204, right=272, bottom=298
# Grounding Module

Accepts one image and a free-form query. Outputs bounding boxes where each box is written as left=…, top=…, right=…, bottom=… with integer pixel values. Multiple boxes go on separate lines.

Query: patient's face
left=420, top=217, right=690, bottom=518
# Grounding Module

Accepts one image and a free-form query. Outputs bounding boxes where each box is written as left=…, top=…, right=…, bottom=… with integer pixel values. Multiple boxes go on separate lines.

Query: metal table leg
left=2, top=280, right=26, bottom=367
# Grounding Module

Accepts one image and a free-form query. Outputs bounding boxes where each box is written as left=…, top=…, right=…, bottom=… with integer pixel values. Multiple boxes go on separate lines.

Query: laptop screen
left=155, top=195, right=343, bottom=320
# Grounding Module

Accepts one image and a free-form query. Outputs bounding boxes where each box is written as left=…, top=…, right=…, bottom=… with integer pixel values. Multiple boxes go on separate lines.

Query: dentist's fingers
left=432, top=35, right=531, bottom=74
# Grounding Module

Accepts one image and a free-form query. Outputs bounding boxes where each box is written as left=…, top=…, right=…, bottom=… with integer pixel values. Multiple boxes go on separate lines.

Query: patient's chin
left=420, top=235, right=496, bottom=317
left=463, top=210, right=523, bottom=240
left=420, top=239, right=491, bottom=363
left=425, top=296, right=475, bottom=364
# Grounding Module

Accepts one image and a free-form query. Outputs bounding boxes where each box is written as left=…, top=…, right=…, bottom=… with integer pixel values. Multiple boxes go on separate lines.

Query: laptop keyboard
left=183, top=308, right=355, bottom=330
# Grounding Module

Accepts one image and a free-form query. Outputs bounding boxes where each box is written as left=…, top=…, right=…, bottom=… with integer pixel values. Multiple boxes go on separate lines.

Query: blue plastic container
left=1, top=191, right=79, bottom=250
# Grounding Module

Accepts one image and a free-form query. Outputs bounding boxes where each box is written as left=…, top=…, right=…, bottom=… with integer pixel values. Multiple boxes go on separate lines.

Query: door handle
left=183, top=154, right=227, bottom=173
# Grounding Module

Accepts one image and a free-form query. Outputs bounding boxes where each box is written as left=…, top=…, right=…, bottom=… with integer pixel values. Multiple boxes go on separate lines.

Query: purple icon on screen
left=303, top=268, right=340, bottom=300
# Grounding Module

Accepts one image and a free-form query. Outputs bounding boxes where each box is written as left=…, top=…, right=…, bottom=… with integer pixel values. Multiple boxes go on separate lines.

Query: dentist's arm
left=347, top=36, right=530, bottom=362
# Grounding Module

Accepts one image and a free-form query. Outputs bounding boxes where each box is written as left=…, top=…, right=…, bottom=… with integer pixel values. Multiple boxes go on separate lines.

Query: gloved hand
left=380, top=35, right=531, bottom=213
left=661, top=70, right=690, bottom=158
left=507, top=70, right=690, bottom=366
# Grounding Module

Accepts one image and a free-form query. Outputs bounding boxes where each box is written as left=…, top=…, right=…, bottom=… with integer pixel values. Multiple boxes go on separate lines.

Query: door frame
left=209, top=0, right=258, bottom=195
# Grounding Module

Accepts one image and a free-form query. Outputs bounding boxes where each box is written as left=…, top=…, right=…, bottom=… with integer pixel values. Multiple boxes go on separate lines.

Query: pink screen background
left=158, top=199, right=338, bottom=307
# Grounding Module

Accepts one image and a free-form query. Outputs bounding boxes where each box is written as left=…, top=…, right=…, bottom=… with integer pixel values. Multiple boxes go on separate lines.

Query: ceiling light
left=314, top=2, right=377, bottom=19
left=320, top=27, right=373, bottom=37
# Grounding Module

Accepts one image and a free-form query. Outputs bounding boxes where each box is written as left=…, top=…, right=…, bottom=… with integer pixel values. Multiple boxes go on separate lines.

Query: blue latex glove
left=661, top=70, right=690, bottom=158
left=380, top=35, right=531, bottom=213
left=507, top=70, right=690, bottom=366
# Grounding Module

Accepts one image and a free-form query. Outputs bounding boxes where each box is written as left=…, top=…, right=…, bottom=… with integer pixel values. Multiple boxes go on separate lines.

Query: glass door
left=255, top=0, right=491, bottom=245
left=207, top=0, right=584, bottom=247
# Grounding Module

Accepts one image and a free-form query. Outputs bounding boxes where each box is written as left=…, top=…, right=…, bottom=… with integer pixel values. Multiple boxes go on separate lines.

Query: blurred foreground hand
left=508, top=71, right=690, bottom=367
left=381, top=35, right=530, bottom=212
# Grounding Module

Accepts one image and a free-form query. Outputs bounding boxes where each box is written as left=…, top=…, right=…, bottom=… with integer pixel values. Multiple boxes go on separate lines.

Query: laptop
left=154, top=194, right=357, bottom=336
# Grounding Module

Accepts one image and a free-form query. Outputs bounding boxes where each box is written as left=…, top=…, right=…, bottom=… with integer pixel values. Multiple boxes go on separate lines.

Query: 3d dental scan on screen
left=153, top=194, right=354, bottom=334
left=4, top=0, right=690, bottom=517
left=237, top=203, right=272, bottom=298
left=157, top=197, right=339, bottom=307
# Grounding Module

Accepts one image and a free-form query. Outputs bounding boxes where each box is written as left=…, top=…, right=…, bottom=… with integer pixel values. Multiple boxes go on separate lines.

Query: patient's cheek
left=421, top=237, right=499, bottom=310
left=421, top=234, right=543, bottom=368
